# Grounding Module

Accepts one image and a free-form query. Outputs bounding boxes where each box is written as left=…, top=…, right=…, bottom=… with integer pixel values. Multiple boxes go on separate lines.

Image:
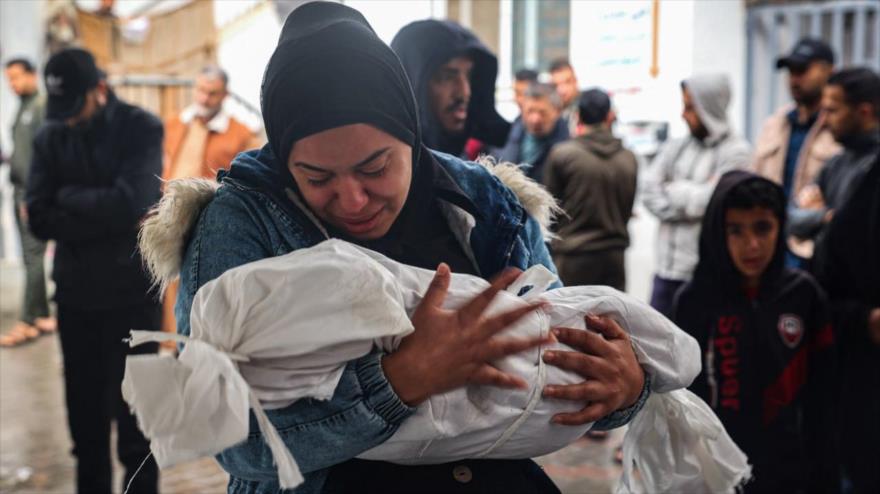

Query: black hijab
left=261, top=1, right=421, bottom=171
left=260, top=2, right=476, bottom=272
left=391, top=20, right=510, bottom=156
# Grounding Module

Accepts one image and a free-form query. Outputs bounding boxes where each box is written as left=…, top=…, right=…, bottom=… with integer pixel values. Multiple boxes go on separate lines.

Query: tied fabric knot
left=121, top=330, right=304, bottom=490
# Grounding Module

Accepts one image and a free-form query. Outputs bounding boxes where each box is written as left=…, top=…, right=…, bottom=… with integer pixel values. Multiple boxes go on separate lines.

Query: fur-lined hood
left=139, top=156, right=558, bottom=295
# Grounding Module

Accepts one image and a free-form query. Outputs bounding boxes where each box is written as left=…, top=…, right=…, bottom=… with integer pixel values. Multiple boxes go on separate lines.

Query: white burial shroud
left=122, top=239, right=751, bottom=492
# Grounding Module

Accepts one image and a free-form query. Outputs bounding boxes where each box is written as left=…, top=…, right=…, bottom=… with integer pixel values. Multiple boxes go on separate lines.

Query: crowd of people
left=1, top=1, right=878, bottom=493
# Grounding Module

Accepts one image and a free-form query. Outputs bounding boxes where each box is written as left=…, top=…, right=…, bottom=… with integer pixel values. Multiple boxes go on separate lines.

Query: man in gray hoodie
left=543, top=88, right=638, bottom=290
left=641, top=74, right=751, bottom=317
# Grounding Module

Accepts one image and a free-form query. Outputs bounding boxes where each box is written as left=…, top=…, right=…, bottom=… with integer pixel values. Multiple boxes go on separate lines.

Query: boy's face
left=725, top=207, right=779, bottom=284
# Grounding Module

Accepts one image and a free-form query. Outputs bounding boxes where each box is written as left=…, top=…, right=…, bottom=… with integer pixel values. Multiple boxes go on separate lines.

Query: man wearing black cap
left=751, top=38, right=841, bottom=268
left=542, top=88, right=638, bottom=290
left=391, top=20, right=510, bottom=157
left=25, top=48, right=163, bottom=493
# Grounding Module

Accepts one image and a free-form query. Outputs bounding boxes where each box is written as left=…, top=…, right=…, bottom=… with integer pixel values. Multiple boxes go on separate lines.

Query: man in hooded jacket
left=391, top=19, right=510, bottom=157
left=641, top=73, right=751, bottom=317
left=543, top=88, right=638, bottom=290
left=673, top=170, right=838, bottom=493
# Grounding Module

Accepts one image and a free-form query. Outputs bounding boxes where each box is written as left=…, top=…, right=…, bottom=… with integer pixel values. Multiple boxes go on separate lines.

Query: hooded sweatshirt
left=543, top=128, right=638, bottom=254
left=673, top=171, right=838, bottom=493
left=641, top=73, right=752, bottom=281
left=391, top=20, right=510, bottom=156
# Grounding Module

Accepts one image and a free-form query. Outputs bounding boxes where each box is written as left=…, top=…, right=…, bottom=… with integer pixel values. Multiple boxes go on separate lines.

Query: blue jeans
left=649, top=275, right=686, bottom=319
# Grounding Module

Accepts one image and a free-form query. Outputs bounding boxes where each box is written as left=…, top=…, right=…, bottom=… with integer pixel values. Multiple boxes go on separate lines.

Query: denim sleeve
left=522, top=214, right=651, bottom=429
left=216, top=352, right=415, bottom=481
left=177, top=190, right=414, bottom=481
left=521, top=215, right=562, bottom=290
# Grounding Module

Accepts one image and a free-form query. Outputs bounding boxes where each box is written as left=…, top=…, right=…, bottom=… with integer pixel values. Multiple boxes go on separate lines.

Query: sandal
left=0, top=323, right=41, bottom=347
left=34, top=317, right=57, bottom=334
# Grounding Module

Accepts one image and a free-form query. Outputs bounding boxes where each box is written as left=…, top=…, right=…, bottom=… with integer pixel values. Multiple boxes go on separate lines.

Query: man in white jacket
left=641, top=73, right=751, bottom=317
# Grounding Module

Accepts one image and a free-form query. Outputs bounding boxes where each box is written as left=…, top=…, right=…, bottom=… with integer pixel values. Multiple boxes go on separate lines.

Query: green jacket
left=9, top=92, right=45, bottom=188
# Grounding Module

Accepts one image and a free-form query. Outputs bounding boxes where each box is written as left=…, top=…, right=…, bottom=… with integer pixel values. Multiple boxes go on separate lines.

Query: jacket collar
left=180, top=104, right=231, bottom=133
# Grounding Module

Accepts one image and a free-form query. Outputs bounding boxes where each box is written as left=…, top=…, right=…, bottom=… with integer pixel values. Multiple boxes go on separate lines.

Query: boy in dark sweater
left=673, top=170, right=838, bottom=493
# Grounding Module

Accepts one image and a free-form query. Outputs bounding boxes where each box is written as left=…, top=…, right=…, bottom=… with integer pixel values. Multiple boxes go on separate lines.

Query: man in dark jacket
left=391, top=19, right=509, bottom=157
left=495, top=82, right=569, bottom=182
left=25, top=48, right=162, bottom=494
left=673, top=171, right=838, bottom=493
left=543, top=88, right=637, bottom=290
left=813, top=112, right=880, bottom=493
left=790, top=67, right=880, bottom=267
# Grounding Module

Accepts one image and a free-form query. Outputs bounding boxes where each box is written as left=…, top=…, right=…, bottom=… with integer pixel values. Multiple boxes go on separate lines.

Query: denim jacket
left=141, top=145, right=648, bottom=493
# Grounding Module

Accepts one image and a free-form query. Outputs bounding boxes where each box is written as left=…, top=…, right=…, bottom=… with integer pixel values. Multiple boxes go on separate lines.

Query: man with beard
left=391, top=20, right=510, bottom=157
left=549, top=58, right=581, bottom=136
left=0, top=58, right=55, bottom=347
left=751, top=38, right=841, bottom=267
left=799, top=70, right=880, bottom=493
left=641, top=73, right=751, bottom=317
left=161, top=65, right=261, bottom=341
left=25, top=48, right=163, bottom=493
left=163, top=65, right=261, bottom=182
left=790, top=68, right=880, bottom=268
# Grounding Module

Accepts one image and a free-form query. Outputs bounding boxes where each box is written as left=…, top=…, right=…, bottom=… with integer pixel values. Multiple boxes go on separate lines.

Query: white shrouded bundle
left=122, top=239, right=750, bottom=492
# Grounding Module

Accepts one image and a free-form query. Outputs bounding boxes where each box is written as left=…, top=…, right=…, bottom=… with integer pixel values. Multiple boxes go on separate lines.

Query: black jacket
left=391, top=20, right=509, bottom=156
left=789, top=130, right=879, bottom=258
left=814, top=152, right=880, bottom=491
left=26, top=92, right=163, bottom=310
left=673, top=171, right=838, bottom=493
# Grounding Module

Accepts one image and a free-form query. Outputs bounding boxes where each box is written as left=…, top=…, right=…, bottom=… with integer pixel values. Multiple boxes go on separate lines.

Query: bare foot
left=34, top=317, right=57, bottom=334
left=0, top=322, right=41, bottom=347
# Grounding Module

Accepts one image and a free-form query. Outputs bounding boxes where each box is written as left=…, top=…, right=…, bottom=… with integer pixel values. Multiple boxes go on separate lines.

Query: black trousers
left=649, top=275, right=686, bottom=319
left=323, top=458, right=561, bottom=494
left=58, top=302, right=161, bottom=494
left=553, top=249, right=626, bottom=291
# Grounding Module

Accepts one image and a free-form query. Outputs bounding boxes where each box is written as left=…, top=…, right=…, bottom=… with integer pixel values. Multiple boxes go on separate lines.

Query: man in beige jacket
left=751, top=38, right=841, bottom=267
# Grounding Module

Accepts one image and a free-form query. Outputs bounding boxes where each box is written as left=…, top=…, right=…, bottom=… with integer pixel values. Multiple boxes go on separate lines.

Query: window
left=512, top=0, right=570, bottom=72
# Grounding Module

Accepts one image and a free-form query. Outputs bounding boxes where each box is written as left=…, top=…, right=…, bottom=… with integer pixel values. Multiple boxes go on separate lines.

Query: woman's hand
left=382, top=263, right=554, bottom=406
left=542, top=314, right=645, bottom=425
